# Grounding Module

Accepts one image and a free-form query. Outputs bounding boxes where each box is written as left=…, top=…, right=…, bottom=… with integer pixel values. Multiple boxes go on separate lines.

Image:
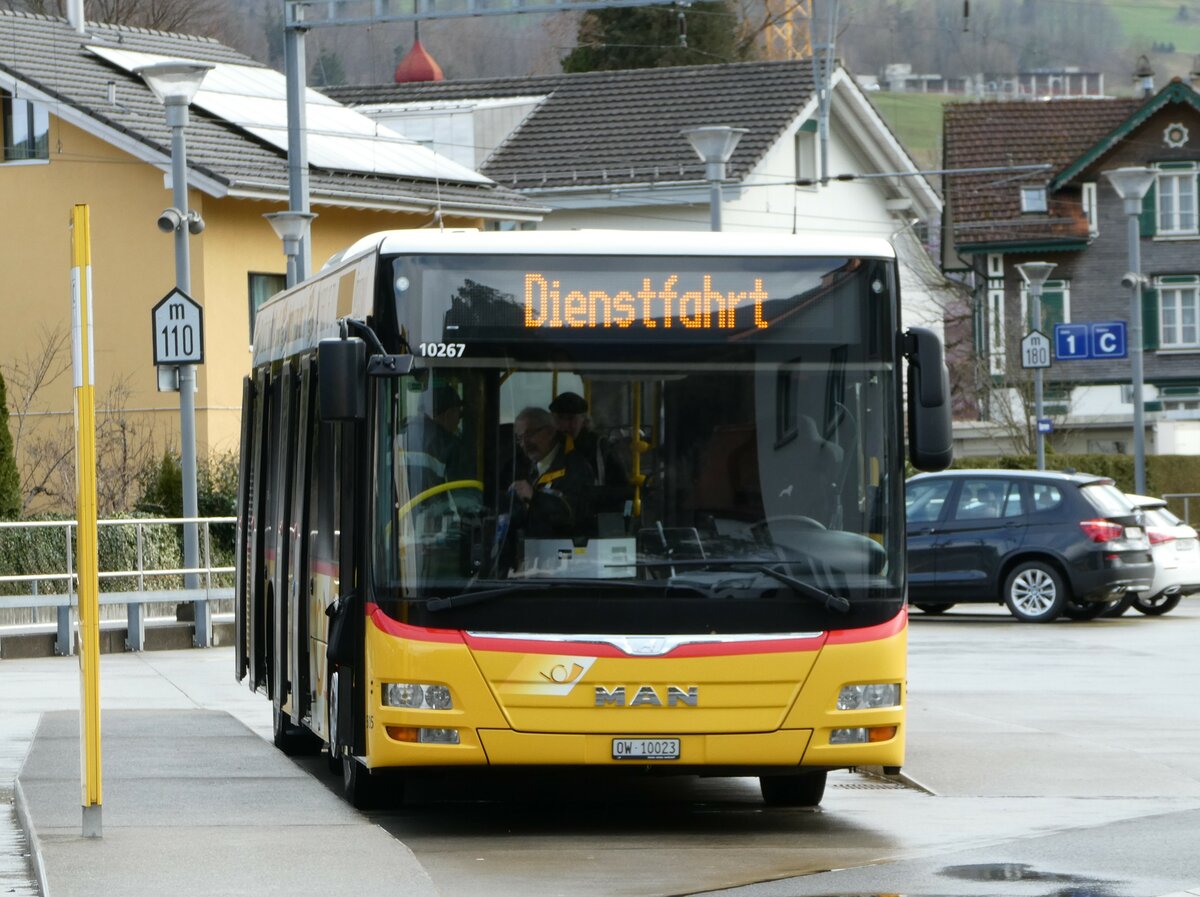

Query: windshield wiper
left=425, top=578, right=709, bottom=612
left=640, top=559, right=850, bottom=614
left=750, top=563, right=850, bottom=614
left=426, top=582, right=558, bottom=612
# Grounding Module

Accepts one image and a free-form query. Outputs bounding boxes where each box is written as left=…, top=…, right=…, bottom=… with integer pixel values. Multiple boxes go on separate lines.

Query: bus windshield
left=371, top=253, right=903, bottom=634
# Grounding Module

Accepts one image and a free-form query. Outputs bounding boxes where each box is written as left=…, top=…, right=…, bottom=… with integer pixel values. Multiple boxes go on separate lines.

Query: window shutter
left=1140, top=182, right=1157, bottom=237
left=1142, top=286, right=1159, bottom=350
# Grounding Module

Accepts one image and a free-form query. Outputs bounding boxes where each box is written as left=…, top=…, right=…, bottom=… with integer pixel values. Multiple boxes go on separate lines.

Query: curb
left=14, top=775, right=49, bottom=897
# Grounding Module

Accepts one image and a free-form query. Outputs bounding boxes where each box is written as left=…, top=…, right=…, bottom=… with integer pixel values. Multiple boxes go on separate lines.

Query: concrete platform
left=15, top=710, right=440, bottom=897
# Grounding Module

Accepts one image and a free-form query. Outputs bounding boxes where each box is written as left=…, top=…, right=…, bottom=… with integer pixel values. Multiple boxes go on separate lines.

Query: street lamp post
left=1103, top=166, right=1157, bottom=495
left=136, top=60, right=213, bottom=646
left=681, top=126, right=747, bottom=232
left=1017, top=262, right=1056, bottom=471
left=264, top=211, right=318, bottom=288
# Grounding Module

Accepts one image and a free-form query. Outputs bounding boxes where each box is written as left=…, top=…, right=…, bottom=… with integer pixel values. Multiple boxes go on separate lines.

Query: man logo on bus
left=595, top=685, right=699, bottom=707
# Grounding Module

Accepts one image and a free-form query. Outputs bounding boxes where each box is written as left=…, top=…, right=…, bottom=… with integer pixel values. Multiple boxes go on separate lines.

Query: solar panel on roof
left=87, top=44, right=492, bottom=186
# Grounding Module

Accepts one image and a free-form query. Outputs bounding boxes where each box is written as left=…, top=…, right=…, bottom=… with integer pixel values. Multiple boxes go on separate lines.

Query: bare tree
left=1, top=326, right=165, bottom=516
left=4, top=0, right=230, bottom=37
left=1, top=326, right=73, bottom=513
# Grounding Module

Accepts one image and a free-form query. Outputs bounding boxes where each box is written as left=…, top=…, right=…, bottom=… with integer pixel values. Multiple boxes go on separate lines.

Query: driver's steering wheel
left=396, top=479, right=484, bottom=520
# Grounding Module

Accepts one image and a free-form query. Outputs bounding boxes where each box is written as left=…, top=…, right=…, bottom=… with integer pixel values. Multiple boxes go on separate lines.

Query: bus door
left=270, top=362, right=300, bottom=715
left=234, top=375, right=254, bottom=684
left=285, top=355, right=316, bottom=725
left=245, top=368, right=272, bottom=692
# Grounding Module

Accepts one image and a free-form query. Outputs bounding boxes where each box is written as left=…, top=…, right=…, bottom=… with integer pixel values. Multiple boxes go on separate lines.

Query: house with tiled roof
left=0, top=10, right=540, bottom=511
left=327, top=59, right=960, bottom=340
left=943, top=77, right=1200, bottom=456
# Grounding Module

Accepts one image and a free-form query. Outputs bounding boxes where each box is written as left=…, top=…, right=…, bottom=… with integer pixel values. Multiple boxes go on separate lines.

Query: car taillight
left=1147, top=527, right=1176, bottom=545
left=1080, top=519, right=1124, bottom=543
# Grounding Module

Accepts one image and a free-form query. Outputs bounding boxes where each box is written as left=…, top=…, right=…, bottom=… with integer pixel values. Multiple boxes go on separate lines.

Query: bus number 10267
left=417, top=342, right=467, bottom=358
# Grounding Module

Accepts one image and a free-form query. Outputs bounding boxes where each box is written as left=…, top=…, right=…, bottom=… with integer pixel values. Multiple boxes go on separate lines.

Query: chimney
left=1135, top=54, right=1155, bottom=98
left=1191, top=56, right=1200, bottom=91
left=66, top=0, right=86, bottom=34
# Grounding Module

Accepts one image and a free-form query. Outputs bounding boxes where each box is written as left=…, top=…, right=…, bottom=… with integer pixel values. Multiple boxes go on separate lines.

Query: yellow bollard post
left=71, top=203, right=102, bottom=838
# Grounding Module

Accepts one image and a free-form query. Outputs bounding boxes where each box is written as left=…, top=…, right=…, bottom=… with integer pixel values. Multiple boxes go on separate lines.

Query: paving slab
left=16, top=709, right=440, bottom=897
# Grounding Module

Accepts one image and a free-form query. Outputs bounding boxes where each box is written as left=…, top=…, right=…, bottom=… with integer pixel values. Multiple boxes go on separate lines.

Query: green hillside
left=1102, top=0, right=1200, bottom=87
left=868, top=92, right=957, bottom=172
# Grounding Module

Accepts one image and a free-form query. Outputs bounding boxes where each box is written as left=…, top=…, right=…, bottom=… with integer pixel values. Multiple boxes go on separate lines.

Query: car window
left=906, top=479, right=951, bottom=523
left=1081, top=483, right=1135, bottom=517
left=1030, top=482, right=1063, bottom=514
left=952, top=478, right=1022, bottom=521
left=1144, top=508, right=1176, bottom=528
left=1155, top=507, right=1183, bottom=526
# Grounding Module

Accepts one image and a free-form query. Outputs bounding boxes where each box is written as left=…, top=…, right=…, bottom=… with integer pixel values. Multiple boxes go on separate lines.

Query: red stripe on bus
left=366, top=603, right=826, bottom=656
left=825, top=606, right=906, bottom=644
left=367, top=603, right=466, bottom=644
left=460, top=634, right=827, bottom=658
left=367, top=603, right=902, bottom=654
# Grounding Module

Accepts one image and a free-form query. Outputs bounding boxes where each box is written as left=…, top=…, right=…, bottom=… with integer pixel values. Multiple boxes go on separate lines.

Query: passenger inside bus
left=550, top=391, right=632, bottom=520
left=399, top=384, right=469, bottom=489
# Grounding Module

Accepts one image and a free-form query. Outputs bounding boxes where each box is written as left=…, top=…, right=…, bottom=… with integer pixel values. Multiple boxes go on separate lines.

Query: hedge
left=945, top=454, right=1200, bottom=519
left=0, top=515, right=198, bottom=626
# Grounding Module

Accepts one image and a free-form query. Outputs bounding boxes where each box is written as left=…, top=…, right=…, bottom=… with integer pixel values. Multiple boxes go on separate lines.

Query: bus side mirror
left=318, top=337, right=367, bottom=421
left=903, top=327, right=953, bottom=472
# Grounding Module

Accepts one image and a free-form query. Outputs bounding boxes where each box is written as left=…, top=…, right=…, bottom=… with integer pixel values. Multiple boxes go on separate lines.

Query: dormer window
left=1020, top=186, right=1048, bottom=213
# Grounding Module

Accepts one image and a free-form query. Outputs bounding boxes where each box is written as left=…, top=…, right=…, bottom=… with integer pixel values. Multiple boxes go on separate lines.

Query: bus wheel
left=327, top=671, right=344, bottom=775
left=342, top=755, right=379, bottom=810
left=759, top=771, right=826, bottom=807
left=273, top=702, right=319, bottom=756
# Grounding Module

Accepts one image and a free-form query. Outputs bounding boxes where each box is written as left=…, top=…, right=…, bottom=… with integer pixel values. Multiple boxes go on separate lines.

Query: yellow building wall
left=0, top=112, right=482, bottom=513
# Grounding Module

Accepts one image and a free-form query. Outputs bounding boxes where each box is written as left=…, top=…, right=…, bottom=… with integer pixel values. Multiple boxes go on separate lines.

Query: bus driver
left=509, top=406, right=593, bottom=540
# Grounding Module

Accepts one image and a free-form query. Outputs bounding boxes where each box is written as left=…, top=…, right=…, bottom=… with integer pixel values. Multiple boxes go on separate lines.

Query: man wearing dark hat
left=550, top=391, right=630, bottom=516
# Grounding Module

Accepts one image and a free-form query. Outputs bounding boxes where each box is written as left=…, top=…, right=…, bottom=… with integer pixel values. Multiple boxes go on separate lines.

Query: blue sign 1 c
left=1053, top=321, right=1127, bottom=360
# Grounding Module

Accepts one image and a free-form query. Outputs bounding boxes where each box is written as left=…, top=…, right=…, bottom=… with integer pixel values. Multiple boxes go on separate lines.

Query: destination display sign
left=393, top=254, right=866, bottom=348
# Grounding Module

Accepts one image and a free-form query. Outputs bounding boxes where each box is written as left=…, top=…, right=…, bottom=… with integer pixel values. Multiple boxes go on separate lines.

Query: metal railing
left=1162, top=493, right=1200, bottom=525
left=0, top=517, right=235, bottom=653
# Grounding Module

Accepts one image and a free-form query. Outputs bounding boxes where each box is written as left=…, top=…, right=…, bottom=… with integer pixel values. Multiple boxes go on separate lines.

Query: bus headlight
left=837, top=683, right=900, bottom=710
left=382, top=683, right=454, bottom=710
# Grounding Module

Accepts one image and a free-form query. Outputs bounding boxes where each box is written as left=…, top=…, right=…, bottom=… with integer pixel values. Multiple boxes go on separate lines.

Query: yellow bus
left=235, top=229, right=951, bottom=808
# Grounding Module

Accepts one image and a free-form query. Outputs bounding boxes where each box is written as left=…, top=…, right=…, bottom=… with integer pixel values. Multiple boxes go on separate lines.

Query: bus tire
left=342, top=755, right=375, bottom=810
left=272, top=702, right=319, bottom=756
left=327, top=670, right=344, bottom=775
left=759, top=771, right=826, bottom=807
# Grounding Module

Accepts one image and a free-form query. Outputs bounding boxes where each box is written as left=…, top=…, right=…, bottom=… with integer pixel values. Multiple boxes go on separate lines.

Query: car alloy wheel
left=1004, top=561, right=1067, bottom=622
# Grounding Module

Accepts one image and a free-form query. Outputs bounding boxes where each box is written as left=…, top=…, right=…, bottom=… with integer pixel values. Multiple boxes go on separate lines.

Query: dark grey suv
left=906, top=470, right=1155, bottom=622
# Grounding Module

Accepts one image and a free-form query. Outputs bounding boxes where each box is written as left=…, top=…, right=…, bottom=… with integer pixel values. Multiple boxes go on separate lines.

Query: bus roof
left=330, top=229, right=897, bottom=265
